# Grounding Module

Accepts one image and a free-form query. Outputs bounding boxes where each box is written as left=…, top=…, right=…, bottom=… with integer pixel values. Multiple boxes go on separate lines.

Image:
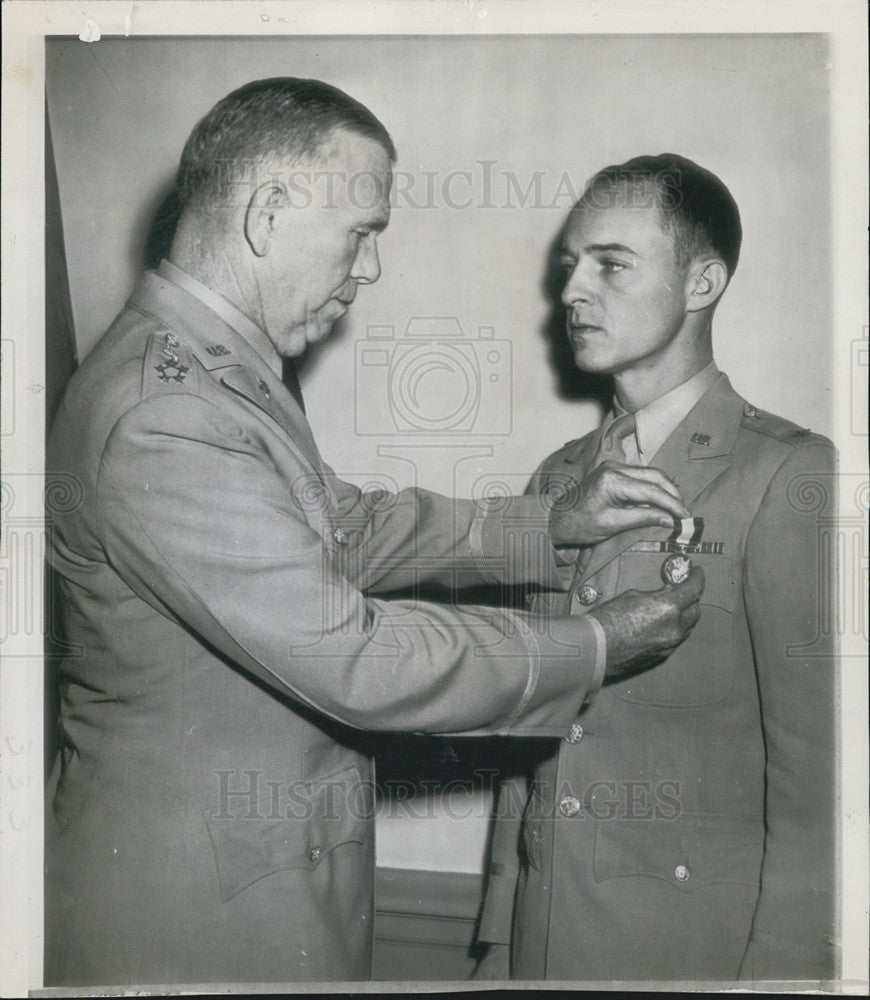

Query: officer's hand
left=549, top=461, right=690, bottom=547
left=588, top=565, right=704, bottom=682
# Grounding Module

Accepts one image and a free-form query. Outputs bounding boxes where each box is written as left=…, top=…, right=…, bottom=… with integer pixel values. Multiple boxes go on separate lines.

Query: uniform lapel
left=217, top=365, right=322, bottom=469
left=578, top=375, right=744, bottom=584
left=128, top=271, right=325, bottom=473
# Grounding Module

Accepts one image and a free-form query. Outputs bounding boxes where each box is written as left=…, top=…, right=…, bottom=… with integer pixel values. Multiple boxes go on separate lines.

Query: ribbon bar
left=629, top=539, right=725, bottom=555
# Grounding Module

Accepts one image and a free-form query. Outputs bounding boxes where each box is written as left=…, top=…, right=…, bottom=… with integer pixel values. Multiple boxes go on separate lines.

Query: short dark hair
left=579, top=153, right=742, bottom=277
left=176, top=77, right=397, bottom=208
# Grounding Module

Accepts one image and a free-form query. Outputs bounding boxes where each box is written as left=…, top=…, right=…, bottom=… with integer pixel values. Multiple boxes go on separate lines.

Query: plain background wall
left=46, top=33, right=833, bottom=873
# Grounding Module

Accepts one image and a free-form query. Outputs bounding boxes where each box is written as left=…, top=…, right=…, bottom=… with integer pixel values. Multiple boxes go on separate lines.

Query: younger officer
left=476, top=154, right=837, bottom=984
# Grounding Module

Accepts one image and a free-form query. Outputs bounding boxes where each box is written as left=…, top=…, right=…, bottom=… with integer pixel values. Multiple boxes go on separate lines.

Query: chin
left=571, top=346, right=611, bottom=374
left=306, top=322, right=335, bottom=346
left=277, top=332, right=308, bottom=359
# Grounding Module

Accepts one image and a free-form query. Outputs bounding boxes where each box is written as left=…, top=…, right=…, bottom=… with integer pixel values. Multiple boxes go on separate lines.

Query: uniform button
left=333, top=527, right=348, bottom=546
left=564, top=723, right=584, bottom=744
left=309, top=846, right=322, bottom=863
left=674, top=864, right=690, bottom=882
left=575, top=585, right=598, bottom=606
left=559, top=795, right=581, bottom=818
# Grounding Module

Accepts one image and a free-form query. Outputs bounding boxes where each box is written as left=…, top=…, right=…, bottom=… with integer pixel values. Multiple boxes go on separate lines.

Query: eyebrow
left=559, top=241, right=638, bottom=257
left=585, top=242, right=637, bottom=255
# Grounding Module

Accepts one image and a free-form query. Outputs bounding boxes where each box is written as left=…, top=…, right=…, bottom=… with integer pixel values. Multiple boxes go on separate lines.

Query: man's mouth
left=568, top=322, right=602, bottom=337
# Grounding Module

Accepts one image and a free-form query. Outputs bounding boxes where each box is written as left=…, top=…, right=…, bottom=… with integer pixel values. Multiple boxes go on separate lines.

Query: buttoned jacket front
left=478, top=375, right=838, bottom=983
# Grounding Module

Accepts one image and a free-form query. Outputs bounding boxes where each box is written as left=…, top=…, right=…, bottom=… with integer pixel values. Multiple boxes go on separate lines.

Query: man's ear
left=244, top=181, right=287, bottom=258
left=686, top=259, right=729, bottom=312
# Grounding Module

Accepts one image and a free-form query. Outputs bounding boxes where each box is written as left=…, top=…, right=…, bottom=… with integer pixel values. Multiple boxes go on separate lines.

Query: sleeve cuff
left=584, top=612, right=608, bottom=703
left=496, top=612, right=604, bottom=736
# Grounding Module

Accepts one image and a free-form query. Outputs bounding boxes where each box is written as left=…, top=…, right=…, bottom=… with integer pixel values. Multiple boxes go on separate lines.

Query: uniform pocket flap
left=613, top=554, right=736, bottom=706
left=593, top=815, right=763, bottom=893
left=203, top=764, right=371, bottom=901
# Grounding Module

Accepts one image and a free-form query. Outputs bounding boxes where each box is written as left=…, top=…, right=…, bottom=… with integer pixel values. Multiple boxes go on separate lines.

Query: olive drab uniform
left=44, top=263, right=606, bottom=986
left=478, top=374, right=838, bottom=982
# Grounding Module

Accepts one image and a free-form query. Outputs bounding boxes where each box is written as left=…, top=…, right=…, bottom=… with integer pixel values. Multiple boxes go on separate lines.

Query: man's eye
left=558, top=259, right=576, bottom=274
left=601, top=259, right=629, bottom=272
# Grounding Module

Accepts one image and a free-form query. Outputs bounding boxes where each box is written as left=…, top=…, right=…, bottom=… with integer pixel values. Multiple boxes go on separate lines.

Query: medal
left=662, top=552, right=692, bottom=585
left=661, top=517, right=703, bottom=584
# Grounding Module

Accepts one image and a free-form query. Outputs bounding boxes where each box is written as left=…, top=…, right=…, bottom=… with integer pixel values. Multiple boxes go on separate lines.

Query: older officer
left=476, top=154, right=837, bottom=983
left=45, top=84, right=703, bottom=986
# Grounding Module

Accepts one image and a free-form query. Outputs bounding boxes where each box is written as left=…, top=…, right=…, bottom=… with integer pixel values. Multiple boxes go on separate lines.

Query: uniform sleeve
left=95, top=394, right=601, bottom=737
left=325, top=466, right=565, bottom=595
left=738, top=438, right=839, bottom=980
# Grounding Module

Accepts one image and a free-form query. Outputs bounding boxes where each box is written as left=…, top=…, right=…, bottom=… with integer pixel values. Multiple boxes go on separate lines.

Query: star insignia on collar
left=155, top=361, right=189, bottom=383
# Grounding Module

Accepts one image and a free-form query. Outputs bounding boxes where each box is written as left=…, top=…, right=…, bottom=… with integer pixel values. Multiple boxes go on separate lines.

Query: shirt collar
left=157, top=259, right=283, bottom=379
left=612, top=361, right=720, bottom=463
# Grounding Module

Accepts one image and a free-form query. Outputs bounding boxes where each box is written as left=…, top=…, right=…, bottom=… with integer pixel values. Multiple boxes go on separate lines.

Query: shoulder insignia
left=142, top=330, right=197, bottom=397
left=155, top=360, right=189, bottom=384
left=738, top=400, right=824, bottom=445
left=690, top=432, right=711, bottom=446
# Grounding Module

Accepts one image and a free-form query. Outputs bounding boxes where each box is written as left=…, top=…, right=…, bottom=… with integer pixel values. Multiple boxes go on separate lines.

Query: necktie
left=570, top=412, right=638, bottom=585
left=282, top=358, right=306, bottom=414
left=593, top=412, right=638, bottom=467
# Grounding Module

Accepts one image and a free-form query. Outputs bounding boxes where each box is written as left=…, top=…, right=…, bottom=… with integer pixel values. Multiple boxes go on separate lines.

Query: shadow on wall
left=144, top=185, right=183, bottom=271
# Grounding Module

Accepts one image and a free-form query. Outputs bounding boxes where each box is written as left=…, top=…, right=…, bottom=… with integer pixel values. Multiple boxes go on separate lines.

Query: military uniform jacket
left=44, top=269, right=604, bottom=987
left=478, top=374, right=838, bottom=983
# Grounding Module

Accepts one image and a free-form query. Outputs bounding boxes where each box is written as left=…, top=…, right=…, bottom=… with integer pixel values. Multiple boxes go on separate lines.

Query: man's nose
left=351, top=235, right=381, bottom=285
left=561, top=260, right=593, bottom=307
